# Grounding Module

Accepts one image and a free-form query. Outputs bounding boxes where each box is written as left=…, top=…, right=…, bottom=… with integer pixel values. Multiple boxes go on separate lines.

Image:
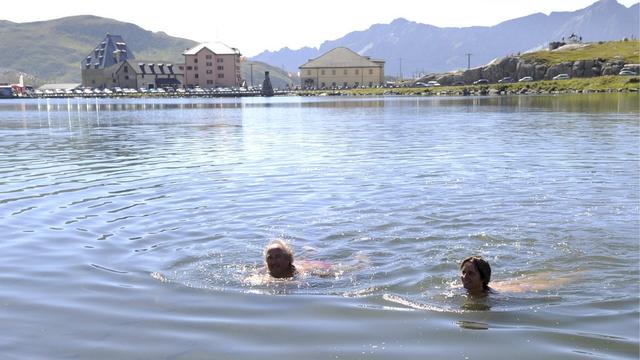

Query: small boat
left=0, top=85, right=15, bottom=99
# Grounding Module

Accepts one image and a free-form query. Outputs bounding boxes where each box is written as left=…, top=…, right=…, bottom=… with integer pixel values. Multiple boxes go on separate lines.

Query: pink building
left=181, top=42, right=242, bottom=88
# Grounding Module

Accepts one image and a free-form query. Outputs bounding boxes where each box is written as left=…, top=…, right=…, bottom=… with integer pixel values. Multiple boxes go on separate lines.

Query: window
left=187, top=66, right=193, bottom=70
left=206, top=55, right=212, bottom=59
left=355, top=69, right=359, bottom=75
left=216, top=66, right=223, bottom=71
left=179, top=66, right=184, bottom=70
left=307, top=70, right=311, bottom=75
left=194, top=58, right=198, bottom=63
left=125, top=75, right=129, bottom=80
left=217, top=58, right=224, bottom=63
left=332, top=82, right=336, bottom=87
left=206, top=70, right=213, bottom=74
left=207, top=79, right=213, bottom=84
left=217, top=74, right=224, bottom=78
left=344, top=69, right=347, bottom=75
left=206, top=62, right=212, bottom=66
left=124, top=66, right=128, bottom=73
left=369, top=69, right=373, bottom=75
left=194, top=66, right=198, bottom=71
left=195, top=74, right=199, bottom=79
left=321, top=70, right=325, bottom=75
left=332, top=70, right=336, bottom=75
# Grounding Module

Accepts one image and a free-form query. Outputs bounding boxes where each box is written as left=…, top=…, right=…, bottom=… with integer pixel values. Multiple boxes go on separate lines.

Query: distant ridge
left=251, top=0, right=639, bottom=77
left=0, top=15, right=197, bottom=84
left=0, top=0, right=637, bottom=85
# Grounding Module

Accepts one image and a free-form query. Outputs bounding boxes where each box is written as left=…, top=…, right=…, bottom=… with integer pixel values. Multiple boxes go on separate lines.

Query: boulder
left=545, top=61, right=573, bottom=79
left=516, top=61, right=536, bottom=79
left=572, top=60, right=600, bottom=77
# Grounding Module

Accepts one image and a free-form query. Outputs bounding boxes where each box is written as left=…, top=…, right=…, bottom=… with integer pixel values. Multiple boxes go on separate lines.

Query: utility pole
left=465, top=53, right=472, bottom=69
left=398, top=58, right=403, bottom=80
left=250, top=63, right=254, bottom=87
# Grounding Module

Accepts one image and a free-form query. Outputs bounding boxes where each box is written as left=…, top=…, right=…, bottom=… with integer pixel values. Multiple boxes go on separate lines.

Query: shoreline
left=7, top=75, right=640, bottom=99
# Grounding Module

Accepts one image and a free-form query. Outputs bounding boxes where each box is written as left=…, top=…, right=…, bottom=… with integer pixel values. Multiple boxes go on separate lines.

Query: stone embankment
left=421, top=56, right=639, bottom=85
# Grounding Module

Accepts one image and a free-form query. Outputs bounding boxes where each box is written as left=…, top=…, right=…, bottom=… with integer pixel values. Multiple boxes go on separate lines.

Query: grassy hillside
left=0, top=15, right=197, bottom=84
left=521, top=40, right=640, bottom=65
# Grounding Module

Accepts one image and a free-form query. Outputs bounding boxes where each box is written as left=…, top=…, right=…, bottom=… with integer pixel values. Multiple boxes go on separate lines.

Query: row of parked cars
left=33, top=86, right=264, bottom=97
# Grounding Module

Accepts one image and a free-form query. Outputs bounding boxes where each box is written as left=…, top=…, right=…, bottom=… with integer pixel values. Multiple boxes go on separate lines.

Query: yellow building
left=299, top=47, right=385, bottom=89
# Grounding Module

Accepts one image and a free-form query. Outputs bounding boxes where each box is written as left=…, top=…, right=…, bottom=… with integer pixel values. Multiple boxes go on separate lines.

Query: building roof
left=183, top=42, right=240, bottom=56
left=118, top=60, right=184, bottom=75
left=299, top=47, right=384, bottom=69
left=82, top=34, right=134, bottom=69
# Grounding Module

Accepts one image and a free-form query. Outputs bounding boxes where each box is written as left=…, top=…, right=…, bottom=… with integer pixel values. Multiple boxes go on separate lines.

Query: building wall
left=111, top=62, right=185, bottom=90
left=81, top=68, right=109, bottom=88
left=183, top=48, right=241, bottom=88
left=300, top=66, right=384, bottom=88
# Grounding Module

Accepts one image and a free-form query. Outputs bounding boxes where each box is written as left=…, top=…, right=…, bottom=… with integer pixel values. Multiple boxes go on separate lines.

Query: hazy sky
left=3, top=0, right=638, bottom=56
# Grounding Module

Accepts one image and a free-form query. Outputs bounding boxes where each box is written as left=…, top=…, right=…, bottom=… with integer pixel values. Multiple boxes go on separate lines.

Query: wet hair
left=263, top=239, right=294, bottom=264
left=460, top=256, right=491, bottom=290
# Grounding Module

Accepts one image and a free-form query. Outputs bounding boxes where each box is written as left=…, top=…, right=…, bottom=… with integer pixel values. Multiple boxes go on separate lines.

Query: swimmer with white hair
left=243, top=238, right=369, bottom=286
left=264, top=239, right=297, bottom=278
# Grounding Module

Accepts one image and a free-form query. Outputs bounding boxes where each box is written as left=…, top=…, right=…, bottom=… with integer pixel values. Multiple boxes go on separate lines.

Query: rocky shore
left=418, top=42, right=640, bottom=85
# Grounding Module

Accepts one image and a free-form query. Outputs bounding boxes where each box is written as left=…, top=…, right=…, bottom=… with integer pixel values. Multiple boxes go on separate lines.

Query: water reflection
left=456, top=320, right=490, bottom=330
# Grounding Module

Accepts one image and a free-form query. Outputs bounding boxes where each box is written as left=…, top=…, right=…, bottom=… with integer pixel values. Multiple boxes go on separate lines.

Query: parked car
left=619, top=69, right=637, bottom=76
left=427, top=80, right=441, bottom=87
left=518, top=76, right=533, bottom=82
left=552, top=73, right=570, bottom=80
left=473, top=79, right=489, bottom=85
left=498, top=77, right=514, bottom=83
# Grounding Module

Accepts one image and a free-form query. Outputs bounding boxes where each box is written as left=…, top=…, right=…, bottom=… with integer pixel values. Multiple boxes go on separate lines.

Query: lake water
left=0, top=94, right=638, bottom=359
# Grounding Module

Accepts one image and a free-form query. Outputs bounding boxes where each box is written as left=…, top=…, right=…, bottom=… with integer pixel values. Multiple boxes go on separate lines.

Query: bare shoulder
left=295, top=260, right=334, bottom=277
left=491, top=271, right=579, bottom=293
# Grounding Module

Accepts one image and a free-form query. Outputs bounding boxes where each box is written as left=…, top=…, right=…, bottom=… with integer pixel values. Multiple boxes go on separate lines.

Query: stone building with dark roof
left=299, top=47, right=385, bottom=89
left=81, top=34, right=184, bottom=90
left=112, top=60, right=184, bottom=90
left=81, top=34, right=135, bottom=88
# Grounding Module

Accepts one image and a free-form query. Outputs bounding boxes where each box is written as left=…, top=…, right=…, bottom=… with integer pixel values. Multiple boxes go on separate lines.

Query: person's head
left=264, top=239, right=295, bottom=278
left=460, top=256, right=491, bottom=295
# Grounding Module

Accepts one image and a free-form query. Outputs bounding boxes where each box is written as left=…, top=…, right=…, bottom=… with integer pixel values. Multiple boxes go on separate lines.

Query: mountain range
left=252, top=0, right=639, bottom=77
left=0, top=0, right=637, bottom=85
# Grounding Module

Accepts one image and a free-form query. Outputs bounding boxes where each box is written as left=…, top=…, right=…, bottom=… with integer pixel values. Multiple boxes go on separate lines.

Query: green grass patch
left=521, top=40, right=640, bottom=65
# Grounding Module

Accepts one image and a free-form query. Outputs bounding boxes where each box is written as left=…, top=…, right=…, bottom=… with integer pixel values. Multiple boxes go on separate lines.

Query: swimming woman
left=460, top=255, right=576, bottom=295
left=459, top=255, right=493, bottom=296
